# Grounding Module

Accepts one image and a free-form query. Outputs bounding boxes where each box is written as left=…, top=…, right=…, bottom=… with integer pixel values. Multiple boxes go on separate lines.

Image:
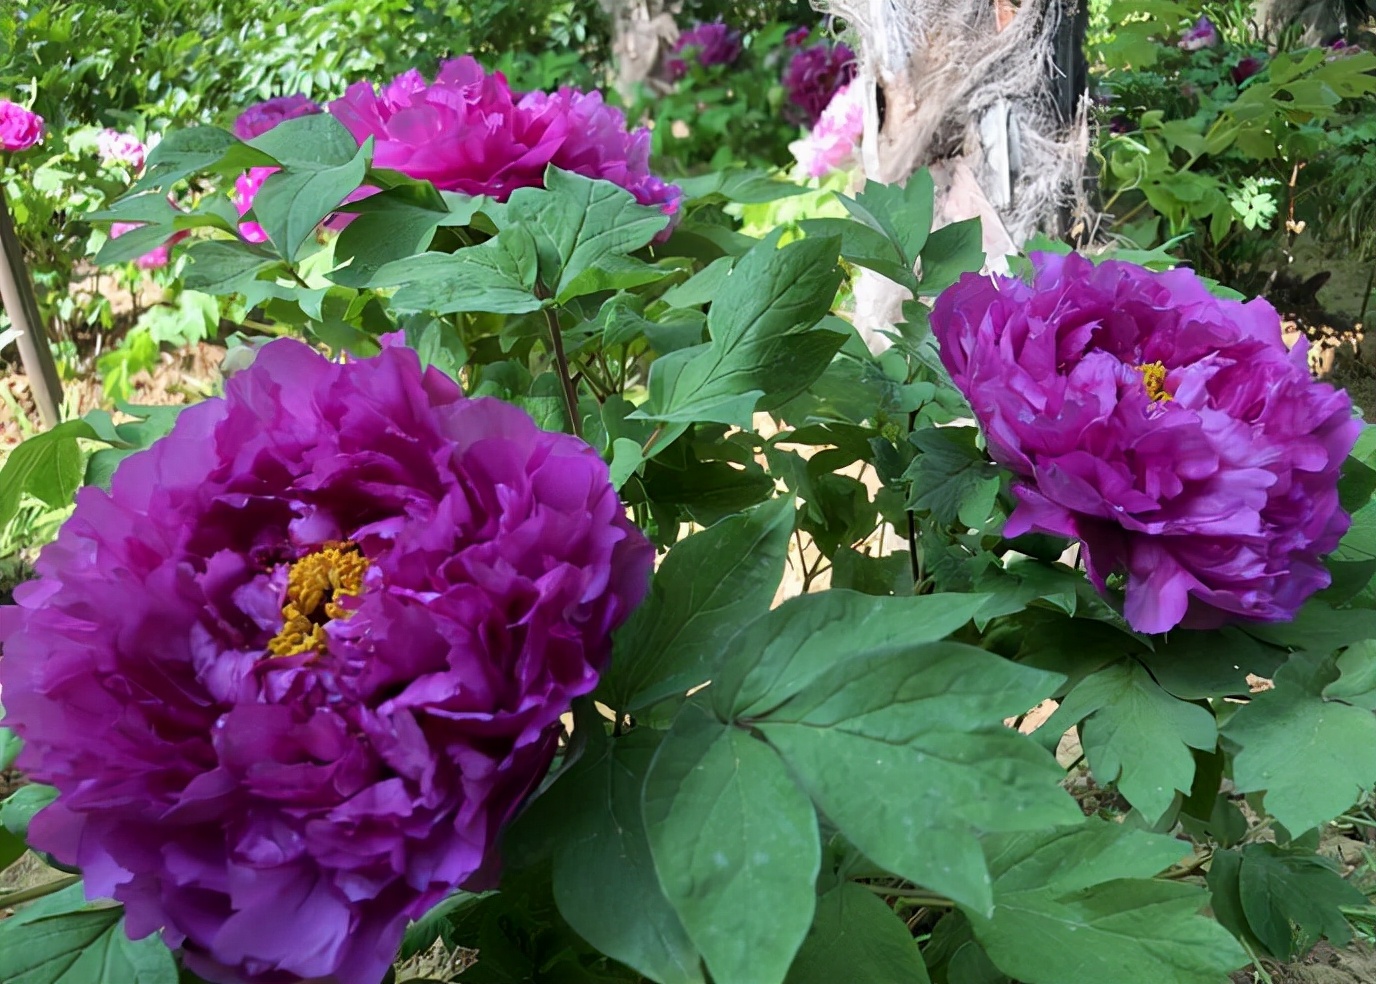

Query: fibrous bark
left=598, top=0, right=680, bottom=101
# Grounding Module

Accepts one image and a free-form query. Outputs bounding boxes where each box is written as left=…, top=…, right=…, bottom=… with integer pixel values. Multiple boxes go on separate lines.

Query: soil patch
left=1231, top=942, right=1376, bottom=984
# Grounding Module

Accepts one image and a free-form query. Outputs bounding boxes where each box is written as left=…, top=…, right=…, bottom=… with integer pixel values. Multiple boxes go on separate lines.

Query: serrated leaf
left=384, top=228, right=542, bottom=315
left=635, top=232, right=844, bottom=425
left=753, top=638, right=1077, bottom=914
left=968, top=821, right=1246, bottom=984
left=784, top=883, right=930, bottom=984
left=506, top=168, right=669, bottom=297
left=643, top=703, right=818, bottom=984
left=181, top=240, right=279, bottom=294
left=905, top=427, right=1002, bottom=529
left=1224, top=650, right=1376, bottom=834
left=545, top=723, right=704, bottom=984
left=1049, top=662, right=1216, bottom=822
left=1237, top=844, right=1366, bottom=959
left=600, top=495, right=794, bottom=712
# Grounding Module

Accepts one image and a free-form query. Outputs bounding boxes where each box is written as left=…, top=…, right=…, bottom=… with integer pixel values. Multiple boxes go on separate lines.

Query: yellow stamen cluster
left=266, top=542, right=369, bottom=657
left=1136, top=361, right=1172, bottom=403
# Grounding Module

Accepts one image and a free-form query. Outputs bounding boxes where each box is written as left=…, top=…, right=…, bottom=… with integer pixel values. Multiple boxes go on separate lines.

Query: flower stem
left=0, top=873, right=81, bottom=909
left=541, top=303, right=581, bottom=439
left=855, top=881, right=953, bottom=908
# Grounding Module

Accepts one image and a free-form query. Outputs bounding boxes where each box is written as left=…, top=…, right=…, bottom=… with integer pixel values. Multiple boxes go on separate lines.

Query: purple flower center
left=266, top=541, right=369, bottom=657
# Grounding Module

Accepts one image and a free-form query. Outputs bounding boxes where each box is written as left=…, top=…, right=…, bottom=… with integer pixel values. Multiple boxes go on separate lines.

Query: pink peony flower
left=233, top=166, right=274, bottom=243
left=0, top=99, right=44, bottom=152
left=96, top=129, right=146, bottom=170
left=790, top=80, right=864, bottom=177
left=932, top=253, right=1359, bottom=634
left=783, top=41, right=858, bottom=127
left=0, top=338, right=653, bottom=984
left=110, top=219, right=189, bottom=270
left=665, top=21, right=744, bottom=80
left=232, top=94, right=323, bottom=141
left=327, top=58, right=681, bottom=217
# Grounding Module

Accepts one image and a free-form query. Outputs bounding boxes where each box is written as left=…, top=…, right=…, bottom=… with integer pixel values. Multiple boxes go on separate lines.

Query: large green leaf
left=968, top=822, right=1247, bottom=984
left=600, top=495, right=794, bottom=713
left=635, top=232, right=845, bottom=425
left=383, top=228, right=543, bottom=315
left=1223, top=650, right=1376, bottom=834
left=643, top=703, right=819, bottom=984
left=252, top=136, right=372, bottom=261
left=181, top=240, right=279, bottom=294
left=246, top=113, right=361, bottom=168
left=752, top=638, right=1077, bottom=914
left=0, top=421, right=98, bottom=529
left=784, top=883, right=930, bottom=984
left=838, top=172, right=935, bottom=272
left=0, top=905, right=178, bottom=984
left=505, top=167, right=669, bottom=300
left=1049, top=661, right=1216, bottom=822
left=1236, top=844, right=1366, bottom=959
left=546, top=722, right=704, bottom=984
left=329, top=182, right=449, bottom=288
left=905, top=427, right=1002, bottom=529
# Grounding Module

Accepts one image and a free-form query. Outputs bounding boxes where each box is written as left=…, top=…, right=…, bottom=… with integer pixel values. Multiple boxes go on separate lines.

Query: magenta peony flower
left=233, top=165, right=274, bottom=243
left=110, top=219, right=189, bottom=270
left=783, top=40, right=858, bottom=127
left=665, top=21, right=744, bottom=80
left=931, top=253, right=1359, bottom=635
left=0, top=98, right=44, bottom=152
left=97, top=128, right=147, bottom=170
left=1179, top=16, right=1220, bottom=51
left=0, top=338, right=653, bottom=984
left=327, top=57, right=681, bottom=217
left=790, top=80, right=863, bottom=177
left=785, top=26, right=811, bottom=48
left=1231, top=56, right=1266, bottom=84
left=232, top=94, right=323, bottom=141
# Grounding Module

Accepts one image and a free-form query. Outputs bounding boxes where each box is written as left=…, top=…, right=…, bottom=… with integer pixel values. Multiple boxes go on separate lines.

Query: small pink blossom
left=96, top=129, right=146, bottom=170
left=233, top=166, right=275, bottom=243
left=790, top=81, right=864, bottom=177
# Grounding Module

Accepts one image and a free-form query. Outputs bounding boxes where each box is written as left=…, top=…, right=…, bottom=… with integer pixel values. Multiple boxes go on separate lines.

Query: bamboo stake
left=0, top=179, right=62, bottom=428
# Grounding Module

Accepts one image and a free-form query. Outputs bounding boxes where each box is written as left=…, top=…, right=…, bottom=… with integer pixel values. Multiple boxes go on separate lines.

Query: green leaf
left=0, top=724, right=21, bottom=771
left=506, top=168, right=669, bottom=297
left=252, top=137, right=372, bottom=262
left=635, top=233, right=844, bottom=425
left=399, top=892, right=475, bottom=961
left=1237, top=843, right=1366, bottom=959
left=752, top=636, right=1076, bottom=913
left=0, top=906, right=178, bottom=984
left=1049, top=662, right=1216, bottom=822
left=968, top=822, right=1247, bottom=984
left=905, top=427, right=1002, bottom=529
left=94, top=221, right=176, bottom=266
left=547, top=723, right=704, bottom=984
left=181, top=240, right=278, bottom=294
left=1, top=783, right=57, bottom=838
left=643, top=703, right=819, bottom=984
left=246, top=113, right=361, bottom=168
left=838, top=172, right=935, bottom=270
left=919, top=219, right=986, bottom=295
left=658, top=256, right=735, bottom=309
left=1224, top=650, right=1376, bottom=834
left=798, top=218, right=915, bottom=289
left=384, top=229, right=542, bottom=315
left=0, top=826, right=23, bottom=872
left=783, top=883, right=930, bottom=984
left=0, top=421, right=98, bottom=529
left=556, top=254, right=667, bottom=305
left=329, top=183, right=449, bottom=288
left=600, top=495, right=794, bottom=713
left=608, top=438, right=643, bottom=491
left=131, top=125, right=271, bottom=193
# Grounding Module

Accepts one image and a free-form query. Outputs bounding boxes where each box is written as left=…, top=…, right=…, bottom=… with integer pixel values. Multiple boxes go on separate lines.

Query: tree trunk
left=819, top=0, right=1090, bottom=343
left=599, top=0, right=680, bottom=103
left=1254, top=0, right=1370, bottom=44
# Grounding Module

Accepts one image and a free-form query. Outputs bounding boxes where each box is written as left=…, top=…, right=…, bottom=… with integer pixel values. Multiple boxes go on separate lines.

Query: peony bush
left=3, top=44, right=1376, bottom=984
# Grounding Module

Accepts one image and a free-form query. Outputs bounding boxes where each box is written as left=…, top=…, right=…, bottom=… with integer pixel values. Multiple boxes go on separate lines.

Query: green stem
left=855, top=882, right=953, bottom=908
left=541, top=303, right=582, bottom=439
left=0, top=874, right=81, bottom=909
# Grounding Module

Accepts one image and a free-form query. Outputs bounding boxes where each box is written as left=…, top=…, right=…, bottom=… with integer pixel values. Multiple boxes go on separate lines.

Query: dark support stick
left=0, top=181, right=62, bottom=428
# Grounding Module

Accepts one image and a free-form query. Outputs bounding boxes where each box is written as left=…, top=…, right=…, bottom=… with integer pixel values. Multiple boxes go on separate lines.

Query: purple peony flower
left=783, top=40, right=858, bottom=127
left=233, top=165, right=274, bottom=243
left=1108, top=114, right=1136, bottom=134
left=0, top=338, right=653, bottom=984
left=1231, top=55, right=1266, bottom=84
left=1179, top=15, right=1220, bottom=51
left=232, top=94, right=323, bottom=141
left=785, top=25, right=811, bottom=48
left=109, top=219, right=189, bottom=269
left=96, top=128, right=146, bottom=170
left=0, top=99, right=44, bottom=152
left=327, top=57, right=681, bottom=218
left=665, top=21, right=744, bottom=80
left=932, top=253, right=1359, bottom=635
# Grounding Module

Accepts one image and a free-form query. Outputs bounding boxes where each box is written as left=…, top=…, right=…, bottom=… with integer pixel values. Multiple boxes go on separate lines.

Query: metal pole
left=0, top=179, right=62, bottom=428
